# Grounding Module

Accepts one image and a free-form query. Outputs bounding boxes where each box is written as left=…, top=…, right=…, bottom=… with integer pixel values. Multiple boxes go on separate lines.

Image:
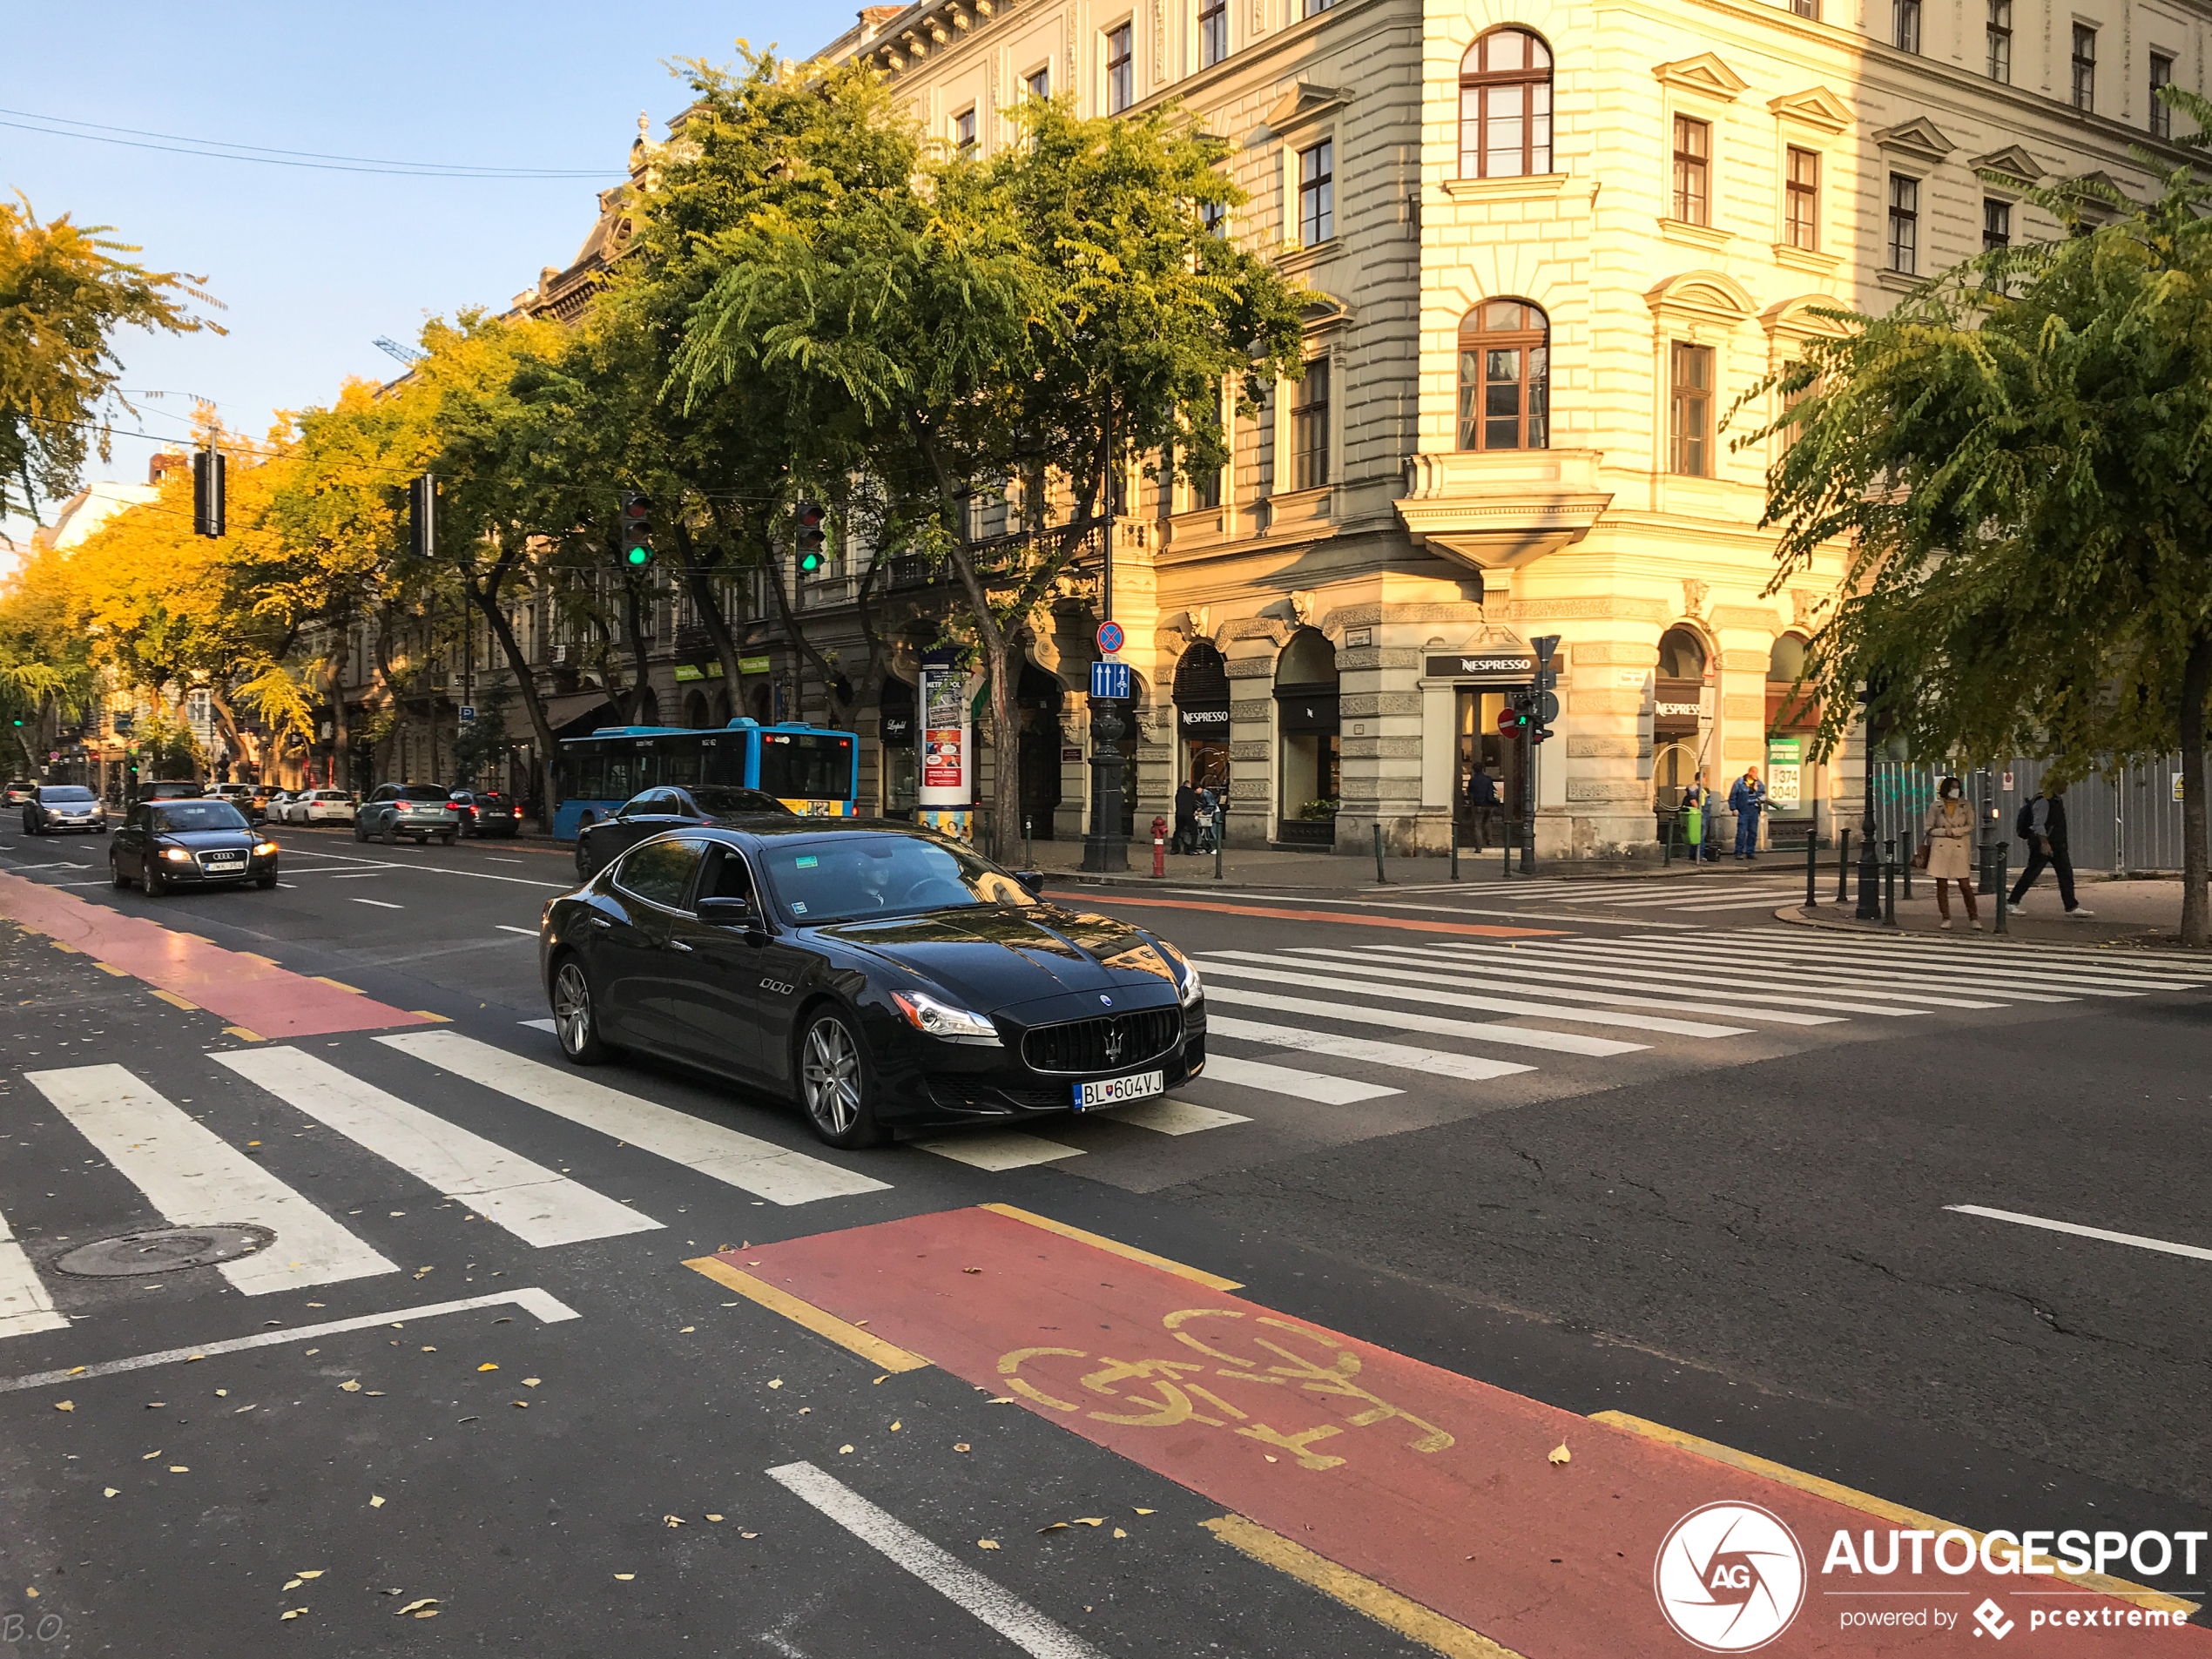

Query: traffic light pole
left=1081, top=502, right=1128, bottom=873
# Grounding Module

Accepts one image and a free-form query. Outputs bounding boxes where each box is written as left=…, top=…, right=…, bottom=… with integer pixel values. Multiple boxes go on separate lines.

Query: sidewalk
left=1781, top=874, right=2212, bottom=952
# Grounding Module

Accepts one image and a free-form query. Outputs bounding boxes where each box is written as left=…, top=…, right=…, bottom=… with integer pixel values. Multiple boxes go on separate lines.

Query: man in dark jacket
left=2010, top=781, right=2094, bottom=916
left=1467, top=767, right=1499, bottom=847
left=1173, top=779, right=1198, bottom=854
left=1728, top=767, right=1767, bottom=859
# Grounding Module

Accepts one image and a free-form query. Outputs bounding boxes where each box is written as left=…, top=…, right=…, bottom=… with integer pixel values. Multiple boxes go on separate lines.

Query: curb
left=1774, top=902, right=2208, bottom=954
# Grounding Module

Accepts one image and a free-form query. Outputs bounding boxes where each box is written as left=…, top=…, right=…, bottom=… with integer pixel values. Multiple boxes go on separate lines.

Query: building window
left=1983, top=198, right=2011, bottom=252
left=1025, top=65, right=1050, bottom=99
left=1789, top=0, right=1819, bottom=17
left=1199, top=0, right=1228, bottom=68
left=1670, top=115, right=1710, bottom=226
left=1194, top=462, right=1224, bottom=509
left=1199, top=196, right=1227, bottom=233
left=2151, top=52, right=2175, bottom=138
left=1669, top=343, right=1714, bottom=476
left=1303, top=0, right=1333, bottom=15
left=1457, top=300, right=1550, bottom=452
left=2071, top=24, right=2095, bottom=111
left=1986, top=0, right=2012, bottom=82
left=1886, top=173, right=1919, bottom=273
left=1298, top=139, right=1334, bottom=245
left=1893, top=0, right=1921, bottom=53
left=953, top=107, right=977, bottom=158
left=1784, top=146, right=1819, bottom=249
left=1106, top=23, right=1134, bottom=113
left=1291, top=359, right=1331, bottom=490
left=1458, top=28, right=1554, bottom=179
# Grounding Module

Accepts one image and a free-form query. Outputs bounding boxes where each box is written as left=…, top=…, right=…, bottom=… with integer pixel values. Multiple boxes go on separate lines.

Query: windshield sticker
left=796, top=855, right=819, bottom=868
left=791, top=900, right=809, bottom=914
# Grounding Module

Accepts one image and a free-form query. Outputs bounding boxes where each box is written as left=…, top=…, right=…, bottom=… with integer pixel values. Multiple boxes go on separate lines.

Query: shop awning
left=539, top=691, right=619, bottom=738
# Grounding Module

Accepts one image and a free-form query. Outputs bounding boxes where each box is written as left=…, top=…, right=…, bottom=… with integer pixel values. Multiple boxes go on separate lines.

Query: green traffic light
left=798, top=550, right=823, bottom=575
left=625, top=543, right=651, bottom=567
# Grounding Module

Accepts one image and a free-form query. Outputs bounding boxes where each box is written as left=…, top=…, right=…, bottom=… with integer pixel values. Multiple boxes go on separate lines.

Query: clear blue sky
left=5, top=0, right=853, bottom=536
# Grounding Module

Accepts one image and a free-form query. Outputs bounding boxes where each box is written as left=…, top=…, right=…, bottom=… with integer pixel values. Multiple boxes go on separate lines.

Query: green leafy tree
left=1756, top=91, right=2212, bottom=946
left=1, top=199, right=220, bottom=524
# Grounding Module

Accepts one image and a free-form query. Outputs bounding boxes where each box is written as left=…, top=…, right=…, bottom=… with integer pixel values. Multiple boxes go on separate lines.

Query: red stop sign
left=1495, top=708, right=1521, bottom=733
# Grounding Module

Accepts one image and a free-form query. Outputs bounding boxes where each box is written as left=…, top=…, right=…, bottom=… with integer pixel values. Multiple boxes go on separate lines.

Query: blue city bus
left=551, top=720, right=858, bottom=840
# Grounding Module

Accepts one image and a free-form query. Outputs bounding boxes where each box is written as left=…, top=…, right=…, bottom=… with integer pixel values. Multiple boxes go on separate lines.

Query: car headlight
left=160, top=846, right=192, bottom=862
left=254, top=840, right=280, bottom=856
left=1176, top=959, right=1203, bottom=1007
left=892, top=989, right=1002, bottom=1047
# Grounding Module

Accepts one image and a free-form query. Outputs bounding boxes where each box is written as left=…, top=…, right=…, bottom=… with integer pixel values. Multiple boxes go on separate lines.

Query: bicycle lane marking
left=712, top=1206, right=2209, bottom=1658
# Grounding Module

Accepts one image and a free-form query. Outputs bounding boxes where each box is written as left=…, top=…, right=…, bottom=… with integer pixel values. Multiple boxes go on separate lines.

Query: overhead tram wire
left=0, top=108, right=618, bottom=179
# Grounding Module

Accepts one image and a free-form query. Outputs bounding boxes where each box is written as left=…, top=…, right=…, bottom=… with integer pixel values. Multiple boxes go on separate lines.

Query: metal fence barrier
left=1871, top=756, right=2208, bottom=875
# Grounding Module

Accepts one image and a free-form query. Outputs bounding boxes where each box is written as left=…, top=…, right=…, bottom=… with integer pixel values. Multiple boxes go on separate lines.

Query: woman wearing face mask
left=1924, top=776, right=1979, bottom=929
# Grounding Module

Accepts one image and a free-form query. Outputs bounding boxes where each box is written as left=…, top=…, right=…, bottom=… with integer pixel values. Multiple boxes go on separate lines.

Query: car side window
left=701, top=846, right=759, bottom=907
left=612, top=838, right=707, bottom=912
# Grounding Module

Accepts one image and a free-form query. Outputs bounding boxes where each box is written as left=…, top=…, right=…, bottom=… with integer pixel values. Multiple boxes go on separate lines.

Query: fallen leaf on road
left=169, top=1466, right=188, bottom=1474
left=889, top=1421, right=900, bottom=1432
left=234, top=1405, right=256, bottom=1414
left=1548, top=1442, right=1571, bottom=1467
left=838, top=1445, right=853, bottom=1454
left=664, top=1516, right=685, bottom=1527
left=214, top=1390, right=226, bottom=1398
left=511, top=1400, right=528, bottom=1409
left=978, top=1540, right=1000, bottom=1550
left=476, top=1363, right=497, bottom=1372
left=369, top=1495, right=385, bottom=1508
left=962, top=1267, right=981, bottom=1275
left=766, top=1379, right=782, bottom=1389
left=53, top=1401, right=71, bottom=1412
left=741, top=1531, right=758, bottom=1540
left=145, top=1402, right=164, bottom=1409
left=493, top=1317, right=512, bottom=1324
left=284, top=1579, right=303, bottom=1592
left=140, top=1450, right=161, bottom=1460
left=989, top=1397, right=1015, bottom=1404
left=853, top=1319, right=869, bottom=1326
left=413, top=1268, right=432, bottom=1278
left=1073, top=1518, right=1103, bottom=1527
left=613, top=1574, right=635, bottom=1582
left=522, top=1378, right=541, bottom=1388
left=954, top=1443, right=970, bottom=1453
left=798, top=1407, right=810, bottom=1415
left=679, top=1326, right=695, bottom=1333
left=339, top=1380, right=361, bottom=1393
left=420, top=1346, right=436, bottom=1352
left=103, top=1488, right=118, bottom=1498
left=1264, top=1456, right=1277, bottom=1463
left=24, top=1589, right=37, bottom=1600
left=457, top=1416, right=479, bottom=1424
left=1038, top=1522, right=1068, bottom=1533
left=1133, top=1508, right=1155, bottom=1514
left=395, top=1599, right=437, bottom=1616
left=872, top=1375, right=886, bottom=1385
left=366, top=1392, right=385, bottom=1397
left=705, top=1514, right=723, bottom=1522
left=296, top=1571, right=323, bottom=1580
left=279, top=1608, right=307, bottom=1622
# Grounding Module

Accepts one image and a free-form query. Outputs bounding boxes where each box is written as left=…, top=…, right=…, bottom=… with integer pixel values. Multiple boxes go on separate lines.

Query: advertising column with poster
left=917, top=649, right=975, bottom=842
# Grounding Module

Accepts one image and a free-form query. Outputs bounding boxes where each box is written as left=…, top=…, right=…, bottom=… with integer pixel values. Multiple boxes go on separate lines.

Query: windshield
left=399, top=785, right=448, bottom=802
left=152, top=802, right=249, bottom=833
left=691, top=787, right=792, bottom=818
left=759, top=833, right=1036, bottom=924
left=757, top=732, right=853, bottom=801
left=39, top=787, right=95, bottom=802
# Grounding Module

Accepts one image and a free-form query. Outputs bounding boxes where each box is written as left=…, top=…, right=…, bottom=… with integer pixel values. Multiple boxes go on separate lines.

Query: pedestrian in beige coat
left=1924, top=777, right=1979, bottom=930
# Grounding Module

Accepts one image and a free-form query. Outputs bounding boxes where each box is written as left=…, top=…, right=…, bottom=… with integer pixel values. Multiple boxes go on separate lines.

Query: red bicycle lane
left=711, top=1205, right=2207, bottom=1657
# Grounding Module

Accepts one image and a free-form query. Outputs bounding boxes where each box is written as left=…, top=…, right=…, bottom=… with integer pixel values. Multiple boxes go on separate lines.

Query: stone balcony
left=1394, top=449, right=1614, bottom=573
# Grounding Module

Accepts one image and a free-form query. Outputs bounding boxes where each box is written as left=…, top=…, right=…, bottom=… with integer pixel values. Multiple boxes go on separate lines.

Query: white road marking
left=1431, top=941, right=2000, bottom=1012
left=1195, top=957, right=1749, bottom=1040
left=912, top=1131, right=1083, bottom=1170
left=0, top=1288, right=579, bottom=1394
left=22, top=1064, right=397, bottom=1294
left=1641, top=936, right=2174, bottom=998
left=212, top=1048, right=661, bottom=1247
left=517, top=1018, right=557, bottom=1034
left=269, top=846, right=570, bottom=889
left=1204, top=1016, right=1537, bottom=1082
left=1946, top=1204, right=2212, bottom=1264
left=350, top=897, right=403, bottom=909
left=1337, top=944, right=1900, bottom=1019
left=1722, top=933, right=2212, bottom=988
left=377, top=1031, right=889, bottom=1205
left=487, top=857, right=524, bottom=864
left=1194, top=1053, right=1400, bottom=1103
left=0, top=1207, right=67, bottom=1339
left=496, top=925, right=538, bottom=936
left=1580, top=939, right=2086, bottom=1003
left=1147, top=887, right=1697, bottom=928
left=1105, top=1097, right=1250, bottom=1135
left=766, top=1461, right=1108, bottom=1659
left=1246, top=948, right=1844, bottom=1028
left=1204, top=986, right=1644, bottom=1056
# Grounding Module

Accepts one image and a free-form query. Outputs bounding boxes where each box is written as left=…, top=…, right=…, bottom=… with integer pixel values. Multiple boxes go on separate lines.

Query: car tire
left=256, top=873, right=278, bottom=890
left=354, top=819, right=368, bottom=841
left=110, top=856, right=130, bottom=890
left=143, top=862, right=166, bottom=898
left=550, top=957, right=611, bottom=1065
left=796, top=1008, right=885, bottom=1149
left=575, top=840, right=593, bottom=880
left=437, top=832, right=455, bottom=846
left=382, top=821, right=399, bottom=846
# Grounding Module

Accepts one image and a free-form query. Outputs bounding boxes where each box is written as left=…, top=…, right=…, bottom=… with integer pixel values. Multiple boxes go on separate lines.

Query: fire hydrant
left=1151, top=815, right=1169, bottom=878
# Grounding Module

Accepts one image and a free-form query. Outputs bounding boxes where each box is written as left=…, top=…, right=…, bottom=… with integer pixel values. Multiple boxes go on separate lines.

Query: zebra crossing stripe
left=1195, top=1054, right=1401, bottom=1103
left=912, top=1132, right=1083, bottom=1171
left=0, top=1208, right=66, bottom=1339
left=1568, top=939, right=2085, bottom=1003
left=1203, top=1016, right=1536, bottom=1082
left=212, top=1047, right=663, bottom=1248
left=1204, top=986, right=1646, bottom=1056
left=1725, top=930, right=2212, bottom=987
left=1420, top=941, right=2004, bottom=1012
left=1107, top=1098, right=1250, bottom=1136
left=1195, top=957, right=1750, bottom=1040
left=1269, top=947, right=1851, bottom=1026
left=377, top=1031, right=890, bottom=1206
left=24, top=1063, right=398, bottom=1295
left=1643, top=935, right=2184, bottom=997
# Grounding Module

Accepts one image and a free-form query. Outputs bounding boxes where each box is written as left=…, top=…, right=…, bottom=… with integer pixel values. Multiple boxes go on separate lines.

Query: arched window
left=1460, top=29, right=1554, bottom=179
left=1656, top=626, right=1707, bottom=680
left=1458, top=300, right=1550, bottom=450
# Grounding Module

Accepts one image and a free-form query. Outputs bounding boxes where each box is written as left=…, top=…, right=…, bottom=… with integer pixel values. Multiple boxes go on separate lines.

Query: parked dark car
left=143, top=779, right=205, bottom=801
left=540, top=820, right=1204, bottom=1149
left=357, top=783, right=461, bottom=846
left=573, top=786, right=793, bottom=880
left=22, top=785, right=106, bottom=835
left=109, top=799, right=279, bottom=895
left=449, top=788, right=523, bottom=839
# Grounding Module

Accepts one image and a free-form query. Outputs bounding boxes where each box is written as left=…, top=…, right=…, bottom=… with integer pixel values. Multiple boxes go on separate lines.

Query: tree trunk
left=623, top=577, right=654, bottom=724
left=2180, top=632, right=2212, bottom=948
left=671, top=520, right=746, bottom=702
left=466, top=550, right=563, bottom=837
left=330, top=626, right=350, bottom=791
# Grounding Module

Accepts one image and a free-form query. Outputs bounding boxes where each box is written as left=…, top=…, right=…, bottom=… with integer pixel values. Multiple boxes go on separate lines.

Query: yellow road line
left=1591, top=1412, right=2198, bottom=1615
left=48, top=941, right=79, bottom=954
left=683, top=1257, right=930, bottom=1372
left=147, top=989, right=199, bottom=1012
left=222, top=1026, right=266, bottom=1043
left=980, top=1202, right=1244, bottom=1291
left=92, top=961, right=129, bottom=977
left=1202, top=1514, right=1525, bottom=1658
left=408, top=1009, right=451, bottom=1023
left=311, top=976, right=363, bottom=995
left=234, top=951, right=279, bottom=967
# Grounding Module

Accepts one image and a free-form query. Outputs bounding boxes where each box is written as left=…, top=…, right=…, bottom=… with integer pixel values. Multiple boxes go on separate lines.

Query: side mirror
left=695, top=896, right=754, bottom=927
left=1015, top=870, right=1045, bottom=899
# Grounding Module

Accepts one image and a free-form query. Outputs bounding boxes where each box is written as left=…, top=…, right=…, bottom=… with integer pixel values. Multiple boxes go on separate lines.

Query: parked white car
left=299, top=789, right=356, bottom=825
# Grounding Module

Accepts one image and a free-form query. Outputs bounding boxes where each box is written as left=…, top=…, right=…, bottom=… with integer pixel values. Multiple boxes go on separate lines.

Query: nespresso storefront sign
left=1177, top=705, right=1231, bottom=734
left=1426, top=652, right=1536, bottom=679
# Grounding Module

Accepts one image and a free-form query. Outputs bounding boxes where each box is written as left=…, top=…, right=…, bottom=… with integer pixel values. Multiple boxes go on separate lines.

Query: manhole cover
left=52, top=1225, right=275, bottom=1278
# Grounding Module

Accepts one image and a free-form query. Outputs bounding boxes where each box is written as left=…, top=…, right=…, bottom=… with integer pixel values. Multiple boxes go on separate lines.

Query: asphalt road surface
left=0, top=821, right=2206, bottom=1656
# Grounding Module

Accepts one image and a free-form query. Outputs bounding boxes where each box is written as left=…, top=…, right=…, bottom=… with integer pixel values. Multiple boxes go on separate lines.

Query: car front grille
left=1021, top=1008, right=1180, bottom=1075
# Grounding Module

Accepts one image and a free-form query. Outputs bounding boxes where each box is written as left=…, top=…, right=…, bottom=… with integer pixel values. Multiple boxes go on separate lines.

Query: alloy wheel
left=802, top=1017, right=862, bottom=1137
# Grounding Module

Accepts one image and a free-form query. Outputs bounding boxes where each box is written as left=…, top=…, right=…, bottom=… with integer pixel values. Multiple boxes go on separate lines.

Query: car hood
left=811, top=906, right=1181, bottom=1008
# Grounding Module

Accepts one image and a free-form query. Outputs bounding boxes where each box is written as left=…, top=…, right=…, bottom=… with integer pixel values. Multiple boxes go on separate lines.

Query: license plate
left=1074, top=1070, right=1163, bottom=1110
left=205, top=859, right=245, bottom=870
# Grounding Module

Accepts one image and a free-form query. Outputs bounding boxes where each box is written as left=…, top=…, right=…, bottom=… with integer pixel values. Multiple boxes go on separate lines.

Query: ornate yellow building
left=815, top=0, right=2195, bottom=857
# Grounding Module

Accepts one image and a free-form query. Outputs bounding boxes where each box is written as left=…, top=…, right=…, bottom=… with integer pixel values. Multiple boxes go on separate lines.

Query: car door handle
left=590, top=915, right=612, bottom=930
left=668, top=939, right=693, bottom=953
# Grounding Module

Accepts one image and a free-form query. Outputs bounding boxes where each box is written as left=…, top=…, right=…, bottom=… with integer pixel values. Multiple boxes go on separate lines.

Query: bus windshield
left=758, top=732, right=853, bottom=800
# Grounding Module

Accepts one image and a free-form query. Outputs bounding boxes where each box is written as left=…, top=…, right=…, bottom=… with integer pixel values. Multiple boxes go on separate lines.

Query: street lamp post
left=1081, top=510, right=1129, bottom=873
left=1855, top=705, right=1883, bottom=920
